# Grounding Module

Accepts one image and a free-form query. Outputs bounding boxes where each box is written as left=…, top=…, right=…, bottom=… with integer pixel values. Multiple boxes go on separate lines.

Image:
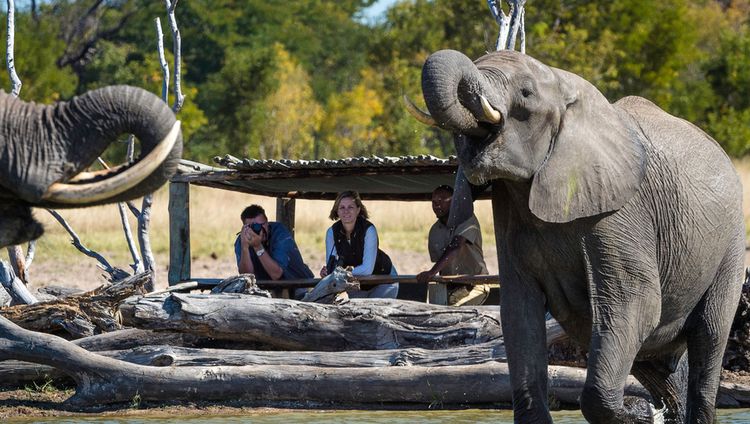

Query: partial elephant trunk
left=421, top=50, right=494, bottom=137
left=0, top=85, right=182, bottom=207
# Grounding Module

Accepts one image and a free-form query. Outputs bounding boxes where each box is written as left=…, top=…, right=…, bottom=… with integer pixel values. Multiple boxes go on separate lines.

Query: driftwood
left=0, top=259, right=37, bottom=305
left=120, top=294, right=502, bottom=350
left=302, top=267, right=358, bottom=303
left=1, top=312, right=749, bottom=407
left=73, top=327, right=206, bottom=351
left=0, top=272, right=149, bottom=338
left=0, top=319, right=563, bottom=387
left=209, top=274, right=271, bottom=297
left=0, top=312, right=640, bottom=407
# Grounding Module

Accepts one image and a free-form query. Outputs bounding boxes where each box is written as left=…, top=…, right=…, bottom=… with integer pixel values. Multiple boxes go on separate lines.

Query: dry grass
left=33, top=186, right=496, bottom=259
left=26, top=157, right=750, bottom=291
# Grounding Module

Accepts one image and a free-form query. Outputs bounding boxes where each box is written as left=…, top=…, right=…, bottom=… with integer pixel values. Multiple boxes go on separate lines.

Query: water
left=7, top=409, right=750, bottom=423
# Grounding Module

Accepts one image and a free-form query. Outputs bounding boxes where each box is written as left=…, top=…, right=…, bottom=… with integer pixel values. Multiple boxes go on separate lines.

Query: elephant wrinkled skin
left=416, top=49, right=744, bottom=423
left=0, top=85, right=182, bottom=249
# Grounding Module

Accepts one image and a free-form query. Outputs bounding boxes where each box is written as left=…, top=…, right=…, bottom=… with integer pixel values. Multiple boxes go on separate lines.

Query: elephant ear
left=529, top=72, right=648, bottom=223
left=447, top=167, right=489, bottom=229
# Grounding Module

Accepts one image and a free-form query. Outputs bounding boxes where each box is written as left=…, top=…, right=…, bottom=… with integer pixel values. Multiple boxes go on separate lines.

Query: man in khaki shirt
left=416, top=185, right=490, bottom=305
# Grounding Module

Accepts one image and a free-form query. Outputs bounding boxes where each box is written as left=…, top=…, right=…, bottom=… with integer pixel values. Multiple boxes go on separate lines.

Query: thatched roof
left=171, top=155, right=484, bottom=201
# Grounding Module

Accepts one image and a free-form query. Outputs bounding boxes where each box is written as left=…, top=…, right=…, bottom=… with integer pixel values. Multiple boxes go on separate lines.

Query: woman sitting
left=320, top=191, right=398, bottom=298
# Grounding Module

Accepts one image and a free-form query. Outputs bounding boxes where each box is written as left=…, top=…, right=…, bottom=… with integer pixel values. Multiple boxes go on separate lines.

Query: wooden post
left=276, top=197, right=296, bottom=237
left=168, top=182, right=191, bottom=285
left=275, top=197, right=296, bottom=299
left=428, top=283, right=448, bottom=305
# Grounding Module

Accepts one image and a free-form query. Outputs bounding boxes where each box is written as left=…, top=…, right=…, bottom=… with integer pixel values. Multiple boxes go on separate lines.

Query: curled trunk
left=0, top=85, right=182, bottom=207
left=421, top=49, right=492, bottom=136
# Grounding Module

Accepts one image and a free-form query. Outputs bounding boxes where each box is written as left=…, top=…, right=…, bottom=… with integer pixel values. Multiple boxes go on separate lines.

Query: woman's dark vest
left=327, top=217, right=392, bottom=275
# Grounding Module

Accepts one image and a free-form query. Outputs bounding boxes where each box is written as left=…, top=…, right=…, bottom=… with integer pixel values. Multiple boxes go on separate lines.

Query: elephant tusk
left=42, top=120, right=181, bottom=204
left=403, top=95, right=437, bottom=127
left=480, top=95, right=503, bottom=125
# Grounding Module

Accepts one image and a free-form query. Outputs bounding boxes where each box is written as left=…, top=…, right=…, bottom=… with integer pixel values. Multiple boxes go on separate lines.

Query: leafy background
left=2, top=0, right=749, bottom=162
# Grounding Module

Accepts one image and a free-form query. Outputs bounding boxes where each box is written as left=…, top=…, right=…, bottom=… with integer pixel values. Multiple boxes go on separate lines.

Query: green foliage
left=708, top=107, right=750, bottom=157
left=0, top=13, right=76, bottom=101
left=4, top=0, right=750, bottom=160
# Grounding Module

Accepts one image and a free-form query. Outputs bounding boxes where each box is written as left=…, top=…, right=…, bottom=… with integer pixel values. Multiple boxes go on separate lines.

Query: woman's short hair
left=329, top=190, right=369, bottom=221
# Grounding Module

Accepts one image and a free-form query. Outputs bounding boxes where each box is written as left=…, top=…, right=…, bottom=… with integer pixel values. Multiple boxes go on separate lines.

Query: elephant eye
left=521, top=87, right=533, bottom=98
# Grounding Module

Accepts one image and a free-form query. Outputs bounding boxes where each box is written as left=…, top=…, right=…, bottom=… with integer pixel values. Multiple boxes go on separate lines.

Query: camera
left=249, top=223, right=264, bottom=234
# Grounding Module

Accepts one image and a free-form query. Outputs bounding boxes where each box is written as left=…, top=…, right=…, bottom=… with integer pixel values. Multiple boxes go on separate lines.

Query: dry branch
left=0, top=259, right=37, bottom=305
left=0, top=272, right=149, bottom=338
left=302, top=267, right=358, bottom=303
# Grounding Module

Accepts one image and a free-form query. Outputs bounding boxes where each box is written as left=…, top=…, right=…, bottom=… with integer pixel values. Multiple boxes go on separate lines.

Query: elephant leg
left=0, top=204, right=43, bottom=249
left=685, top=249, right=743, bottom=423
left=631, top=350, right=688, bottom=423
left=499, top=272, right=552, bottom=423
left=581, top=327, right=657, bottom=424
left=579, top=252, right=661, bottom=423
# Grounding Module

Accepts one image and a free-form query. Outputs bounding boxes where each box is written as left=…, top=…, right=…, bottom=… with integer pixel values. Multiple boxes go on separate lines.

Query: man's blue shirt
left=234, top=222, right=313, bottom=280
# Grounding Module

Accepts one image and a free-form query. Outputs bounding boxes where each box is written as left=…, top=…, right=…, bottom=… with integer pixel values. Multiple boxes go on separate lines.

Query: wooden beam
left=428, top=283, right=448, bottom=305
left=275, top=197, right=296, bottom=237
left=168, top=182, right=191, bottom=285
left=169, top=275, right=500, bottom=290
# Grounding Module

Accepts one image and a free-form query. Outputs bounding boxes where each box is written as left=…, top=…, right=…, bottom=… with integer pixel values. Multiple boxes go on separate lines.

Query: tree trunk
left=120, top=294, right=502, bottom=350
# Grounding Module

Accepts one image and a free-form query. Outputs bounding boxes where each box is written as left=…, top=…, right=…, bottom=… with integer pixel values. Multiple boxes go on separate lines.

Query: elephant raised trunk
left=0, top=85, right=182, bottom=207
left=421, top=49, right=502, bottom=137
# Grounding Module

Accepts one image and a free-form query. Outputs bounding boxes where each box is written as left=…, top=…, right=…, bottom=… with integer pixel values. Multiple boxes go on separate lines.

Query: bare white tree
left=165, top=0, right=184, bottom=112
left=2, top=0, right=34, bottom=301
left=5, top=0, right=21, bottom=95
left=487, top=0, right=526, bottom=53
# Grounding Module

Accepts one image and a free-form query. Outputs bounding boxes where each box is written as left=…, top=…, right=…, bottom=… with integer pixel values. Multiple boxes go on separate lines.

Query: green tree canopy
left=1, top=0, right=748, bottom=161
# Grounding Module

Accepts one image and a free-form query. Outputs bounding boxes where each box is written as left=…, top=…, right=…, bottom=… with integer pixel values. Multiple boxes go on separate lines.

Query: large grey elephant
left=0, top=85, right=182, bottom=249
left=411, top=49, right=744, bottom=423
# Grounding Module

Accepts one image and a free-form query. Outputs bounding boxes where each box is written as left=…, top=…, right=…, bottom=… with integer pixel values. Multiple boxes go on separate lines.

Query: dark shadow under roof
left=172, top=155, right=489, bottom=201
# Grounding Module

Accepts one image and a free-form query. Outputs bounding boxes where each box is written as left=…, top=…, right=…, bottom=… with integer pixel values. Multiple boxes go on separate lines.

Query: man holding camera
left=235, top=204, right=314, bottom=297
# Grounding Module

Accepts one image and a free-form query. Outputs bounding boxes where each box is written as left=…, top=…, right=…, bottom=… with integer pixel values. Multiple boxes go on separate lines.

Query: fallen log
left=0, top=272, right=149, bottom=338
left=1, top=316, right=749, bottom=408
left=0, top=319, right=558, bottom=387
left=0, top=346, right=176, bottom=387
left=0, top=313, right=625, bottom=407
left=120, top=294, right=502, bottom=350
left=72, top=327, right=206, bottom=351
